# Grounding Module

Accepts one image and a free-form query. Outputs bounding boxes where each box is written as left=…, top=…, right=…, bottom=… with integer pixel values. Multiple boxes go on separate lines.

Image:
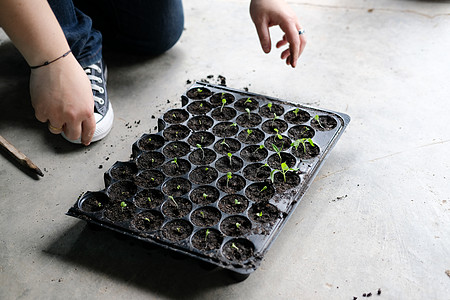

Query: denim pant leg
left=48, top=0, right=102, bottom=67
left=74, top=0, right=184, bottom=55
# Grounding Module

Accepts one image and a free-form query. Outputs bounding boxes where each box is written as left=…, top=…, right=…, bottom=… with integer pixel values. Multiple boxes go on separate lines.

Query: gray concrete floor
left=1, top=0, right=450, bottom=299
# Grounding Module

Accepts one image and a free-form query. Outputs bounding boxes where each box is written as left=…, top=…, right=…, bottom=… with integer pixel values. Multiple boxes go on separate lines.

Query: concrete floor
left=1, top=0, right=450, bottom=299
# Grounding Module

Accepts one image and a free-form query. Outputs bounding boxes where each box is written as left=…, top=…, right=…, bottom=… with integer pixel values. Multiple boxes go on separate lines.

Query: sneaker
left=62, top=59, right=114, bottom=144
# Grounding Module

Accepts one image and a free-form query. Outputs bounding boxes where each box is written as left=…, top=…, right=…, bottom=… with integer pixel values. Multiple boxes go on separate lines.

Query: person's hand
left=250, top=0, right=306, bottom=68
left=30, top=53, right=96, bottom=146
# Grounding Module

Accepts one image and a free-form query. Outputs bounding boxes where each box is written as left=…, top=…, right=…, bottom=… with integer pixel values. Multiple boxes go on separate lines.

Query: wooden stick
left=0, top=135, right=44, bottom=177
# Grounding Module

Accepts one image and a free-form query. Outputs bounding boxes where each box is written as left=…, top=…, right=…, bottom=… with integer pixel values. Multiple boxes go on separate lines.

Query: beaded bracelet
left=30, top=50, right=72, bottom=69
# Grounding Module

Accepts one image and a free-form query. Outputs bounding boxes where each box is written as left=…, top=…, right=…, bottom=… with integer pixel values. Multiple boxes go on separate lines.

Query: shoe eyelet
left=98, top=99, right=105, bottom=105
left=99, top=87, right=104, bottom=93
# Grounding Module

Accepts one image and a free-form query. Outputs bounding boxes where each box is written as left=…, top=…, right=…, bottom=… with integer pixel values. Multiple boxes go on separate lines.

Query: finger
left=63, top=121, right=82, bottom=142
left=80, top=114, right=96, bottom=146
left=276, top=35, right=288, bottom=49
left=280, top=23, right=301, bottom=67
left=48, top=122, right=64, bottom=134
left=299, top=34, right=307, bottom=57
left=281, top=48, right=290, bottom=60
left=254, top=21, right=272, bottom=53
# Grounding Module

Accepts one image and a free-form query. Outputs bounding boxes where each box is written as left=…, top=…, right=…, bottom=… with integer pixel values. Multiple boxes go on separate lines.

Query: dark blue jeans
left=48, top=0, right=184, bottom=67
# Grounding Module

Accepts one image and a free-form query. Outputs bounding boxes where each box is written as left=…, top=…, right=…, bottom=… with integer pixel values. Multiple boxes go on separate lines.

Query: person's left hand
left=250, top=0, right=306, bottom=68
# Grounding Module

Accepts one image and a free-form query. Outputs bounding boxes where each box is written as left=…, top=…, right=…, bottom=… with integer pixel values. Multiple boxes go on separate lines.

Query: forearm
left=0, top=0, right=69, bottom=66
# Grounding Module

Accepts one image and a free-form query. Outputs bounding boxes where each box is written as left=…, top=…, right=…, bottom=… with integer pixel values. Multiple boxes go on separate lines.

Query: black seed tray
left=67, top=82, right=350, bottom=280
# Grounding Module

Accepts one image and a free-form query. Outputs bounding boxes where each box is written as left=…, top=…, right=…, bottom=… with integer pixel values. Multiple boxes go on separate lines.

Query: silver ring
left=298, top=29, right=305, bottom=35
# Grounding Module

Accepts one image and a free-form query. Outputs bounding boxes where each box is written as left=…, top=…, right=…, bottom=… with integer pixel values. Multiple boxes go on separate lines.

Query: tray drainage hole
left=162, top=197, right=192, bottom=218
left=222, top=238, right=255, bottom=263
left=191, top=228, right=223, bottom=251
left=107, top=180, right=137, bottom=201
left=218, top=194, right=249, bottom=214
left=190, top=185, right=220, bottom=205
left=134, top=170, right=165, bottom=189
left=137, top=134, right=165, bottom=151
left=135, top=151, right=165, bottom=169
left=190, top=206, right=222, bottom=227
left=132, top=210, right=164, bottom=232
left=162, top=177, right=192, bottom=197
left=162, top=219, right=193, bottom=242
left=186, top=87, right=213, bottom=100
left=79, top=191, right=110, bottom=213
left=220, top=216, right=252, bottom=237
left=311, top=115, right=337, bottom=131
left=163, top=109, right=190, bottom=124
left=134, top=189, right=164, bottom=210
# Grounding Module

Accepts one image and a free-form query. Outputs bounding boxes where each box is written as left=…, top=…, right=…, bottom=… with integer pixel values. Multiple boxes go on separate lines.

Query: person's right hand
left=30, top=53, right=96, bottom=146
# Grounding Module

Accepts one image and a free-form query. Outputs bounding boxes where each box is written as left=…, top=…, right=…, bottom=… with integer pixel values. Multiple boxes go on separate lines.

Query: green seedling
left=176, top=185, right=181, bottom=190
left=231, top=243, right=239, bottom=251
left=245, top=108, right=251, bottom=119
left=150, top=177, right=155, bottom=181
left=172, top=113, right=176, bottom=118
left=226, top=172, right=232, bottom=188
left=244, top=97, right=252, bottom=104
left=270, top=162, right=299, bottom=183
left=227, top=152, right=233, bottom=166
left=293, top=108, right=300, bottom=117
left=175, top=131, right=179, bottom=138
left=267, top=102, right=273, bottom=112
left=200, top=211, right=205, bottom=218
left=256, top=212, right=263, bottom=217
left=168, top=196, right=178, bottom=208
left=171, top=157, right=179, bottom=168
left=230, top=122, right=237, bottom=127
left=234, top=198, right=241, bottom=205
left=151, top=158, right=155, bottom=163
left=202, top=193, right=208, bottom=201
left=260, top=185, right=268, bottom=192
left=120, top=201, right=127, bottom=211
left=272, top=144, right=283, bottom=161
left=235, top=222, right=241, bottom=229
left=256, top=163, right=269, bottom=174
left=176, top=227, right=181, bottom=233
left=253, top=144, right=265, bottom=154
left=272, top=113, right=279, bottom=126
left=147, top=196, right=152, bottom=202
left=220, top=98, right=227, bottom=112
left=197, top=88, right=203, bottom=93
left=148, top=138, right=152, bottom=142
left=173, top=144, right=178, bottom=149
left=291, top=138, right=315, bottom=154
left=196, top=144, right=204, bottom=158
left=205, top=167, right=209, bottom=171
left=205, top=229, right=210, bottom=241
left=144, top=217, right=151, bottom=222
left=273, top=128, right=283, bottom=141
left=96, top=201, right=102, bottom=208
left=199, top=103, right=203, bottom=108
left=220, top=139, right=230, bottom=148
left=200, top=135, right=205, bottom=144
left=314, top=115, right=325, bottom=129
left=246, top=129, right=253, bottom=141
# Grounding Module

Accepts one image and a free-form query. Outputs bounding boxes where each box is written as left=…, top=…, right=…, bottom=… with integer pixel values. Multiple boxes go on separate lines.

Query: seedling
left=220, top=138, right=230, bottom=148
left=253, top=144, right=265, bottom=154
left=314, top=115, right=325, bottom=129
left=272, top=113, right=279, bottom=127
left=144, top=217, right=151, bottom=222
left=196, top=143, right=204, bottom=158
left=202, top=193, right=208, bottom=201
left=291, top=138, right=315, bottom=153
left=234, top=198, right=241, bottom=205
left=197, top=88, right=203, bottom=93
left=168, top=195, right=178, bottom=208
left=176, top=227, right=181, bottom=233
left=147, top=196, right=152, bottom=202
left=244, top=97, right=252, bottom=104
left=245, top=108, right=251, bottom=119
left=171, top=157, right=179, bottom=168
left=273, top=128, right=283, bottom=141
left=97, top=201, right=102, bottom=208
left=199, top=103, right=203, bottom=108
left=256, top=212, right=263, bottom=217
left=227, top=152, right=233, bottom=166
left=220, top=98, right=227, bottom=112
left=256, top=162, right=269, bottom=174
left=230, top=122, right=237, bottom=127
left=172, top=113, right=176, bottom=118
left=204, top=167, right=209, bottom=171
left=175, top=131, right=179, bottom=138
left=267, top=102, right=273, bottom=112
left=200, top=211, right=205, bottom=218
left=235, top=222, right=241, bottom=229
left=150, top=177, right=155, bottom=182
left=120, top=201, right=127, bottom=211
left=200, top=135, right=205, bottom=144
left=151, top=158, right=155, bottom=163
left=205, top=229, right=210, bottom=241
left=231, top=243, right=239, bottom=251
left=293, top=108, right=300, bottom=117
left=246, top=129, right=253, bottom=141
left=226, top=172, right=232, bottom=188
left=270, top=162, right=299, bottom=183
left=176, top=185, right=181, bottom=190
left=260, top=185, right=268, bottom=192
left=272, top=144, right=283, bottom=161
left=148, top=138, right=152, bottom=142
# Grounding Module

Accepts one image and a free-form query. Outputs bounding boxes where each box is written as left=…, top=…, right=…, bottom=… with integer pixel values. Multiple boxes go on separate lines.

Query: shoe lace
left=84, top=64, right=105, bottom=105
